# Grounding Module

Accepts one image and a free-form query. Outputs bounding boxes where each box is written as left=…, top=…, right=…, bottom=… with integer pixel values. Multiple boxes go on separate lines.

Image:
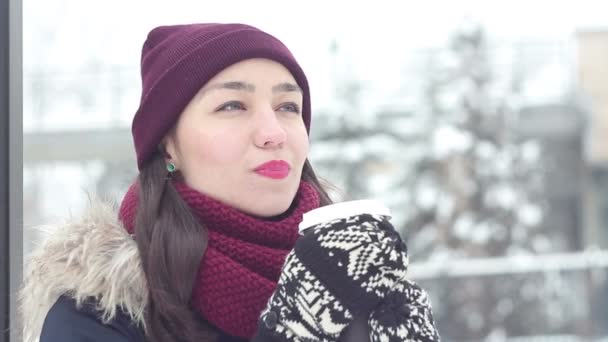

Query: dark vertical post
left=1, top=0, right=23, bottom=340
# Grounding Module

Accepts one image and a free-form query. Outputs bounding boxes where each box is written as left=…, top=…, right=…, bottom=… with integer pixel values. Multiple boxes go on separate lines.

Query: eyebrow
left=198, top=81, right=302, bottom=98
left=272, top=82, right=302, bottom=93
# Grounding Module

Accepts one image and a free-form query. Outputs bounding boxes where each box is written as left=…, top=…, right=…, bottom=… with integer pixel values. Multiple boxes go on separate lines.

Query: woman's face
left=164, top=58, right=309, bottom=217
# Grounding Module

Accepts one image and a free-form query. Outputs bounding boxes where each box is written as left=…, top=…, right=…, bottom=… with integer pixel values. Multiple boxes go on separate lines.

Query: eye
left=277, top=102, right=301, bottom=114
left=215, top=101, right=246, bottom=112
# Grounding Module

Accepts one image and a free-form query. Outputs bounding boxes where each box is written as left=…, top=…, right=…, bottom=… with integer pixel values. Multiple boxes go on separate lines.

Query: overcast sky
left=25, top=0, right=607, bottom=65
left=23, top=0, right=607, bottom=126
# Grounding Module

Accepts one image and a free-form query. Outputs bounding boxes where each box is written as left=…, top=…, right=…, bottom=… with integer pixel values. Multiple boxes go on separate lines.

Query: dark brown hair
left=134, top=153, right=332, bottom=342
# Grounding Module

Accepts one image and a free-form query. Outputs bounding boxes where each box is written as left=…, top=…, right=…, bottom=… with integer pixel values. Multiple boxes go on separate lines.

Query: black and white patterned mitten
left=368, top=278, right=440, bottom=341
left=252, top=213, right=440, bottom=342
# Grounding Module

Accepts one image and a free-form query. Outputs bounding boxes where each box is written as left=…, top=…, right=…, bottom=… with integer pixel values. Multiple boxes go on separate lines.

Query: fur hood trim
left=19, top=198, right=148, bottom=342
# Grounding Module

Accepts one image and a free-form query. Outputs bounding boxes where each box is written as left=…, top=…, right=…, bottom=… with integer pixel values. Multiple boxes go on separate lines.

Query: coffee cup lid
left=298, top=199, right=392, bottom=233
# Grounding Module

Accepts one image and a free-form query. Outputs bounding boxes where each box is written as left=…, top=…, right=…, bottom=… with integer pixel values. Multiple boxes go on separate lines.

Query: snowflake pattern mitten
left=253, top=214, right=440, bottom=342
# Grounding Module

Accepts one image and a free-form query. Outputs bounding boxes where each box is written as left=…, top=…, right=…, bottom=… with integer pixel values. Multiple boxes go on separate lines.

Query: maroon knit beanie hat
left=131, top=23, right=311, bottom=170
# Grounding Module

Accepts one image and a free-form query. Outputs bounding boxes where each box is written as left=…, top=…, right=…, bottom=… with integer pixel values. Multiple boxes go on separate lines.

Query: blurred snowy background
left=22, top=0, right=608, bottom=340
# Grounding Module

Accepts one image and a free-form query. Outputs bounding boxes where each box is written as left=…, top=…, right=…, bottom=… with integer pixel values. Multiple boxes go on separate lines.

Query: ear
left=160, top=134, right=180, bottom=166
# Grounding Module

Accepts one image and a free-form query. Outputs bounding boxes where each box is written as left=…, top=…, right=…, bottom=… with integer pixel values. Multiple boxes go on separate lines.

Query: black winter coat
left=40, top=296, right=368, bottom=342
left=40, top=296, right=247, bottom=342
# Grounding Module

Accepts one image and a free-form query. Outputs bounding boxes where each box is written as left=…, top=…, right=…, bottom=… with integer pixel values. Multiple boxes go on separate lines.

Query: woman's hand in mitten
left=369, top=279, right=441, bottom=342
left=252, top=214, right=409, bottom=342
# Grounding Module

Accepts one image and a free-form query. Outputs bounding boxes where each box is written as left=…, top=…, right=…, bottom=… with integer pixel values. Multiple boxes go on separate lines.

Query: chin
left=257, top=203, right=292, bottom=217
left=238, top=182, right=300, bottom=217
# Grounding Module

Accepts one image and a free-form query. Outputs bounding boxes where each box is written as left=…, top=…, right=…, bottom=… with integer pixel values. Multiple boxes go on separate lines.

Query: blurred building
left=518, top=102, right=585, bottom=251
left=508, top=31, right=608, bottom=252
left=578, top=30, right=608, bottom=249
left=577, top=29, right=608, bottom=336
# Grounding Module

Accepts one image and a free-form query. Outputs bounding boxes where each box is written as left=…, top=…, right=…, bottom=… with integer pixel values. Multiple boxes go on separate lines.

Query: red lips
left=254, top=160, right=291, bottom=179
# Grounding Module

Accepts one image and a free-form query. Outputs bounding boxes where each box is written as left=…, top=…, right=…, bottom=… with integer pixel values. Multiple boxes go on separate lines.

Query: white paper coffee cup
left=298, top=199, right=392, bottom=235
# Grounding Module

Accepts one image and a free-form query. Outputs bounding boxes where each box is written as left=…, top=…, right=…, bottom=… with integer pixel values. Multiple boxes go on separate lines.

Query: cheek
left=292, top=127, right=310, bottom=161
left=182, top=127, right=246, bottom=168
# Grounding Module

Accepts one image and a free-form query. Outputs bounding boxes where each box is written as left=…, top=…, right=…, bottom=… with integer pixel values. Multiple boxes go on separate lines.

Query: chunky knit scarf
left=118, top=180, right=320, bottom=339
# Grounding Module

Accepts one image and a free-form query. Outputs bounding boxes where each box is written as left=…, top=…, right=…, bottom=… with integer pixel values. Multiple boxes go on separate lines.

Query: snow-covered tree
left=397, top=25, right=582, bottom=340
left=310, top=26, right=590, bottom=340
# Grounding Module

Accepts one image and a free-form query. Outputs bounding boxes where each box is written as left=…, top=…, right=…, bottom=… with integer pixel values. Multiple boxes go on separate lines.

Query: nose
left=253, top=107, right=287, bottom=149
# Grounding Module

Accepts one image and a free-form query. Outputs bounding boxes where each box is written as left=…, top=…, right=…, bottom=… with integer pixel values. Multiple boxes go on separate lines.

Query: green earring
left=166, top=162, right=176, bottom=173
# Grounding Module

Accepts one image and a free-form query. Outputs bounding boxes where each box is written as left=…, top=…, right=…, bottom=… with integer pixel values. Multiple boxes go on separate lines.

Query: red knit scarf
left=118, top=180, right=320, bottom=339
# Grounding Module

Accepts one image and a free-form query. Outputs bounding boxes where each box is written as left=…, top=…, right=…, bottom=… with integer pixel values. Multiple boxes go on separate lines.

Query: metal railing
left=410, top=249, right=608, bottom=280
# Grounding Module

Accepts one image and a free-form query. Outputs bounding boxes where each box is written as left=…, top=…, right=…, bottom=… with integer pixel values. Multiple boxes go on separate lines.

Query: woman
left=20, top=23, right=439, bottom=341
